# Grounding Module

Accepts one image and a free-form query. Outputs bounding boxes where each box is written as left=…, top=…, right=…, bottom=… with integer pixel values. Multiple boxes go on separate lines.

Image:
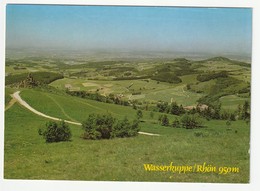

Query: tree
left=136, top=110, right=143, bottom=120
left=169, top=102, right=185, bottom=115
left=112, top=118, right=140, bottom=138
left=172, top=118, right=181, bottom=128
left=169, top=102, right=180, bottom=115
left=236, top=104, right=242, bottom=119
left=38, top=121, right=72, bottom=143
left=82, top=113, right=115, bottom=140
left=82, top=113, right=140, bottom=140
left=230, top=113, right=236, bottom=121
left=212, top=103, right=221, bottom=119
left=158, top=114, right=169, bottom=126
left=186, top=84, right=191, bottom=90
left=180, top=114, right=203, bottom=129
left=242, top=101, right=250, bottom=120
left=157, top=101, right=169, bottom=113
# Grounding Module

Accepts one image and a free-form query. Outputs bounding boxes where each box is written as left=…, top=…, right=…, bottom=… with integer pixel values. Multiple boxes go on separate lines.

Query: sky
left=6, top=5, right=252, bottom=56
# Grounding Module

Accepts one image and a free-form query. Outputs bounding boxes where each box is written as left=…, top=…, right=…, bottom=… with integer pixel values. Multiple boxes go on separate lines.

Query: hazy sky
left=6, top=5, right=252, bottom=55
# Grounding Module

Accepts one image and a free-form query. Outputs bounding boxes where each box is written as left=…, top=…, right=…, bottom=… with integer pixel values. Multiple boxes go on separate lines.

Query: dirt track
left=12, top=91, right=160, bottom=136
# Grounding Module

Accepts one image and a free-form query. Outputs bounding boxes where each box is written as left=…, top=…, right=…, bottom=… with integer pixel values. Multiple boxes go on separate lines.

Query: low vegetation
left=159, top=113, right=204, bottom=129
left=81, top=113, right=140, bottom=140
left=151, top=72, right=182, bottom=84
left=197, top=71, right=228, bottom=82
left=38, top=121, right=72, bottom=143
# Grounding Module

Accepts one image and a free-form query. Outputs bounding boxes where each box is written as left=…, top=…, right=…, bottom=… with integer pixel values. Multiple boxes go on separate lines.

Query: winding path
left=12, top=91, right=160, bottom=136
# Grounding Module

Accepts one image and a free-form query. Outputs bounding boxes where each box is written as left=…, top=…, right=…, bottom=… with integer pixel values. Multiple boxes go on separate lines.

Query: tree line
left=156, top=100, right=250, bottom=121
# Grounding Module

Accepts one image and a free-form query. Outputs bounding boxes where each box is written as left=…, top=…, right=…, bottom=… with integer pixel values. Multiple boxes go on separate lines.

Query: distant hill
left=5, top=72, right=64, bottom=86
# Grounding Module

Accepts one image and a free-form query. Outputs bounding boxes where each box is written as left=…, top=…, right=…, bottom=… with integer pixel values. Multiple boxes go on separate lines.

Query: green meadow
left=4, top=90, right=250, bottom=183
left=4, top=56, right=251, bottom=183
left=4, top=91, right=250, bottom=182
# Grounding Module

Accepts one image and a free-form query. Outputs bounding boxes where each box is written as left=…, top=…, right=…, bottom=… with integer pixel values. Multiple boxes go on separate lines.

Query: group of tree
left=158, top=113, right=204, bottom=129
left=39, top=112, right=141, bottom=143
left=237, top=101, right=250, bottom=120
left=156, top=101, right=185, bottom=115
left=66, top=90, right=250, bottom=123
left=82, top=113, right=140, bottom=140
left=193, top=101, right=250, bottom=121
left=156, top=99, right=250, bottom=122
left=6, top=72, right=64, bottom=87
left=151, top=72, right=182, bottom=84
left=197, top=71, right=228, bottom=82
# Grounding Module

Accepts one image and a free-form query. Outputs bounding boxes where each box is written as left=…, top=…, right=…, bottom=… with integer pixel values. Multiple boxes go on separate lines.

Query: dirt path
left=12, top=91, right=160, bottom=136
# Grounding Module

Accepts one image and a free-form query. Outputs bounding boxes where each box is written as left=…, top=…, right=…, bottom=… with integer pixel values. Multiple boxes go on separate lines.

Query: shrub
left=82, top=113, right=140, bottom=140
left=158, top=114, right=170, bottom=126
left=180, top=114, right=203, bottom=129
left=169, top=102, right=185, bottom=115
left=38, top=121, right=72, bottom=143
left=172, top=118, right=181, bottom=128
left=112, top=118, right=140, bottom=138
left=82, top=113, right=115, bottom=140
left=136, top=110, right=143, bottom=120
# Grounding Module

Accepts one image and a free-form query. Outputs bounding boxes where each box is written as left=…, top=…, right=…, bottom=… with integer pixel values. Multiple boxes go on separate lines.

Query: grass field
left=220, top=95, right=249, bottom=111
left=4, top=56, right=251, bottom=183
left=4, top=88, right=250, bottom=182
left=4, top=87, right=16, bottom=105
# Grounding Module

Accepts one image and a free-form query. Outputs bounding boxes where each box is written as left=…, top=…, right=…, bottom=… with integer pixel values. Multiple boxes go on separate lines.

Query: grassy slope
left=5, top=87, right=16, bottom=105
left=220, top=95, right=249, bottom=111
left=20, top=89, right=139, bottom=122
left=4, top=90, right=250, bottom=182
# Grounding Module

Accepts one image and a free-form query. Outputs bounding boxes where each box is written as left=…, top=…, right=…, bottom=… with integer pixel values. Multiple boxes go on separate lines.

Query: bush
left=180, top=114, right=203, bottom=129
left=112, top=118, right=140, bottom=138
left=169, top=102, right=185, bottom=115
left=82, top=113, right=115, bottom=140
left=158, top=114, right=170, bottom=126
left=172, top=118, right=181, bottom=128
left=136, top=110, right=143, bottom=120
left=82, top=113, right=140, bottom=140
left=38, top=121, right=72, bottom=143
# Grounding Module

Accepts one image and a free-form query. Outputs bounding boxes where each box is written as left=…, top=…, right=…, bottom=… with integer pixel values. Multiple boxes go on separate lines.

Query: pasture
left=4, top=89, right=250, bottom=182
left=4, top=56, right=251, bottom=183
